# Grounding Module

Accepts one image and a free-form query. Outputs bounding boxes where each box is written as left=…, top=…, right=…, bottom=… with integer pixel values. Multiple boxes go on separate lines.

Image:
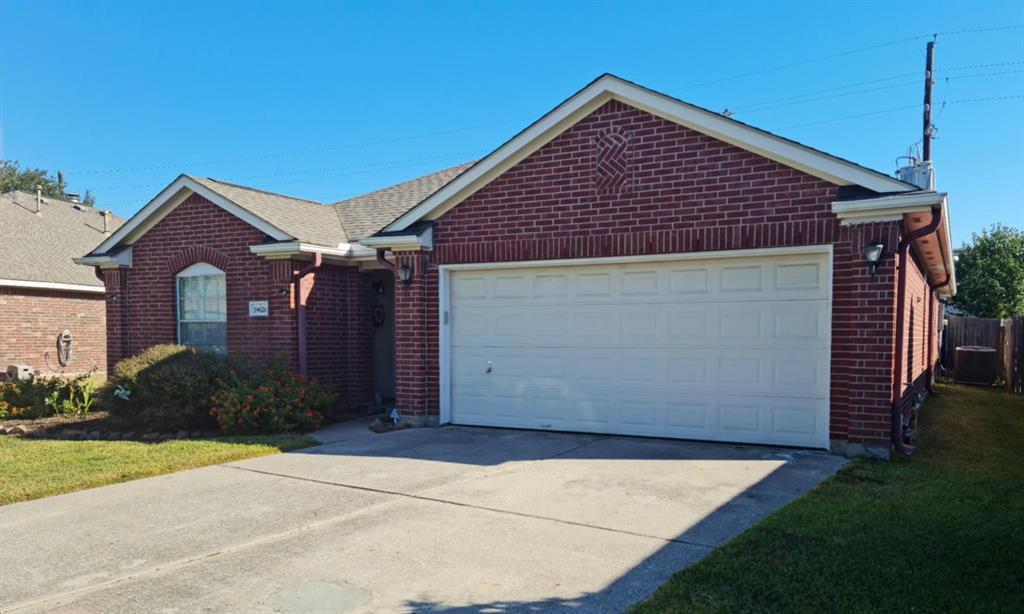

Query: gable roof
left=1, top=191, right=125, bottom=289
left=332, top=162, right=474, bottom=239
left=189, top=177, right=348, bottom=246
left=87, top=164, right=481, bottom=258
left=382, top=73, right=920, bottom=233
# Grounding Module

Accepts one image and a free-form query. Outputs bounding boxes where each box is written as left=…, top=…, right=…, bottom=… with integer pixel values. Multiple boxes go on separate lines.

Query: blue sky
left=1, top=0, right=1021, bottom=246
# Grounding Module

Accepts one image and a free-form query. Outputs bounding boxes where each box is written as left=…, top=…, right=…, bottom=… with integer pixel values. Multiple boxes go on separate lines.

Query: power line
left=735, top=69, right=1023, bottom=115
left=94, top=152, right=481, bottom=210
left=69, top=117, right=530, bottom=176
left=779, top=104, right=920, bottom=130
left=778, top=95, right=1023, bottom=130
left=89, top=150, right=486, bottom=191
left=946, top=94, right=1024, bottom=104
left=730, top=62, right=1023, bottom=113
left=69, top=28, right=1024, bottom=181
left=674, top=25, right=1023, bottom=91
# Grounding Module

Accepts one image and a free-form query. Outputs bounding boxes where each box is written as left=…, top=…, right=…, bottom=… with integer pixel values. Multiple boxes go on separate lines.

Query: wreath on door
left=372, top=304, right=386, bottom=328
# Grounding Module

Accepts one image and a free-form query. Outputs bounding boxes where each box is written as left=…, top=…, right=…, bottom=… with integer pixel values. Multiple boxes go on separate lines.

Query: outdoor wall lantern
left=863, top=241, right=885, bottom=276
left=398, top=264, right=414, bottom=286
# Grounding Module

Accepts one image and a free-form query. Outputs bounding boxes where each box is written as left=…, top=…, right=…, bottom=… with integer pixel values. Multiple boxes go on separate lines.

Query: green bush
left=108, top=344, right=229, bottom=431
left=0, top=373, right=99, bottom=419
left=210, top=359, right=334, bottom=435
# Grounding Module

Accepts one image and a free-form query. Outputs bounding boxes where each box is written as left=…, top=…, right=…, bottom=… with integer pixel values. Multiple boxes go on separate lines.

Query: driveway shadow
left=262, top=424, right=846, bottom=612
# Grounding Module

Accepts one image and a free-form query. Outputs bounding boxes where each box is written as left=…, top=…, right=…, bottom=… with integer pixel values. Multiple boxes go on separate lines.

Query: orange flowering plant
left=209, top=359, right=334, bottom=435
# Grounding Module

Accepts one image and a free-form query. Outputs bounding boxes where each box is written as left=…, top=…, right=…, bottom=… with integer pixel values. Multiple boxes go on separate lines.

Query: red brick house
left=1, top=190, right=124, bottom=377
left=79, top=75, right=955, bottom=458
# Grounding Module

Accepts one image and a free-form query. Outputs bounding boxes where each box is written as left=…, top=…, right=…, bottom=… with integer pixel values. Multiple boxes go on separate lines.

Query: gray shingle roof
left=332, top=162, right=475, bottom=239
left=0, top=191, right=125, bottom=288
left=190, top=177, right=349, bottom=246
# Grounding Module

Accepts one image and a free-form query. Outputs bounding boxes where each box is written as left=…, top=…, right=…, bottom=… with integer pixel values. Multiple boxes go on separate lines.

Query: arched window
left=176, top=263, right=227, bottom=354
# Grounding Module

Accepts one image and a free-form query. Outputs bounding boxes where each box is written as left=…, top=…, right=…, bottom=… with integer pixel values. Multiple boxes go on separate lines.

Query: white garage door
left=445, top=249, right=831, bottom=448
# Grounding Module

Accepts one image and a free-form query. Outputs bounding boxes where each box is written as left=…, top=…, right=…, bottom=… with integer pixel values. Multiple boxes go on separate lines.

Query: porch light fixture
left=863, top=241, right=885, bottom=276
left=398, top=264, right=414, bottom=286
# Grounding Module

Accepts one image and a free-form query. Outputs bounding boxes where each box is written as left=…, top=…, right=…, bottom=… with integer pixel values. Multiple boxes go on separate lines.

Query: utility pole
left=922, top=40, right=935, bottom=162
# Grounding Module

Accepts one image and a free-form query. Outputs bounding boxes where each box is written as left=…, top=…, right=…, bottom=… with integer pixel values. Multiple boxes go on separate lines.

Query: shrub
left=210, top=359, right=333, bottom=435
left=108, top=344, right=229, bottom=431
left=0, top=373, right=99, bottom=419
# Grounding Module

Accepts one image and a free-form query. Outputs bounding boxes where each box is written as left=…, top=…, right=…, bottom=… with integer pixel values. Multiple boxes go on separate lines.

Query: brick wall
left=900, top=249, right=937, bottom=397
left=0, top=287, right=108, bottom=376
left=305, top=263, right=374, bottom=408
left=393, top=99, right=905, bottom=449
left=102, top=193, right=374, bottom=411
left=105, top=194, right=295, bottom=366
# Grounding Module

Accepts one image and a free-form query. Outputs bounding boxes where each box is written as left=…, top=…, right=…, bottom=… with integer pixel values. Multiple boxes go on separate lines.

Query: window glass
left=176, top=266, right=226, bottom=354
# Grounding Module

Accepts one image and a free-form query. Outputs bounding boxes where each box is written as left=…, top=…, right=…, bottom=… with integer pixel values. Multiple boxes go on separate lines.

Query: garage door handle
left=486, top=361, right=492, bottom=374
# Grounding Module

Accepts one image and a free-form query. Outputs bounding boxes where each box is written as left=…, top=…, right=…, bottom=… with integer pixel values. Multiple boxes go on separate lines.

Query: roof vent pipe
left=103, top=210, right=113, bottom=234
left=66, top=192, right=80, bottom=204
left=34, top=184, right=42, bottom=215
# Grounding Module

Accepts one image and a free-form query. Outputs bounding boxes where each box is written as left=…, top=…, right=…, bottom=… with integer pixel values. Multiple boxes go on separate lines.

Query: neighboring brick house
left=1, top=190, right=125, bottom=377
left=79, top=75, right=955, bottom=458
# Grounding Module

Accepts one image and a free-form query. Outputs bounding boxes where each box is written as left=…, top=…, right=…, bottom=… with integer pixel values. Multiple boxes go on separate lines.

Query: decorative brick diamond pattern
left=594, top=128, right=631, bottom=193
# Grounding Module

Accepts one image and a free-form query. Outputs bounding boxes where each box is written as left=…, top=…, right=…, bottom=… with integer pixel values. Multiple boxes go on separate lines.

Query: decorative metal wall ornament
left=56, top=330, right=74, bottom=367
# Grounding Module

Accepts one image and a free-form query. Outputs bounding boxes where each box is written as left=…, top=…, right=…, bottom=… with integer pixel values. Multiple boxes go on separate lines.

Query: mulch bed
left=0, top=411, right=219, bottom=441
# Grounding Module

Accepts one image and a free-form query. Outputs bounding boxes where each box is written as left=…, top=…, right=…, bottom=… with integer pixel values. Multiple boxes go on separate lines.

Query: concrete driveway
left=0, top=421, right=845, bottom=613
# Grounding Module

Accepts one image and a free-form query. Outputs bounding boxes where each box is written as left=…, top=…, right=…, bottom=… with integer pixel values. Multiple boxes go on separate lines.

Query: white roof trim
left=88, top=175, right=293, bottom=256
left=73, top=247, right=133, bottom=269
left=384, top=74, right=915, bottom=232
left=831, top=192, right=944, bottom=226
left=249, top=241, right=376, bottom=261
left=0, top=278, right=105, bottom=293
left=832, top=192, right=955, bottom=296
left=359, top=226, right=433, bottom=251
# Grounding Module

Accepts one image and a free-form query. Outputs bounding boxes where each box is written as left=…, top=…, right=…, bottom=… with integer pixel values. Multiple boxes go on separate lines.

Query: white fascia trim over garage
left=88, top=175, right=293, bottom=257
left=384, top=74, right=916, bottom=232
left=0, top=279, right=105, bottom=293
left=831, top=191, right=946, bottom=224
left=832, top=191, right=956, bottom=296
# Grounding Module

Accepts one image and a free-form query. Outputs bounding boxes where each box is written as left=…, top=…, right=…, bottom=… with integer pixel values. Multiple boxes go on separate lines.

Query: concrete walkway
left=0, top=422, right=845, bottom=613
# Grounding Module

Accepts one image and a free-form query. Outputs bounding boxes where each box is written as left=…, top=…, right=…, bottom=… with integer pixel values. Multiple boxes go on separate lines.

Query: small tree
left=946, top=224, right=1024, bottom=318
left=0, top=160, right=64, bottom=197
left=1, top=160, right=98, bottom=207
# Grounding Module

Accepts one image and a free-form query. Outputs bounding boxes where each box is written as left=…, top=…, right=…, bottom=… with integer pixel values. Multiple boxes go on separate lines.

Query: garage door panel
left=448, top=252, right=830, bottom=448
left=452, top=302, right=826, bottom=350
left=454, top=346, right=826, bottom=398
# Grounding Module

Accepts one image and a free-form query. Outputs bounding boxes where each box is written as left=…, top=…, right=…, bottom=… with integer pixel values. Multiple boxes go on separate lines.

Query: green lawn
left=634, top=383, right=1024, bottom=613
left=0, top=434, right=316, bottom=506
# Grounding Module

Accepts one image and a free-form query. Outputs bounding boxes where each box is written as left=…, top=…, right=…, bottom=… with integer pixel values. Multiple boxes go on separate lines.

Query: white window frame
left=175, top=262, right=227, bottom=354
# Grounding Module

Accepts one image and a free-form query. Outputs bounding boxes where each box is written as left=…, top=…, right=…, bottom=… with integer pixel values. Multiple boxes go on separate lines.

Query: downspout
left=375, top=249, right=397, bottom=274
left=295, top=252, right=322, bottom=376
left=922, top=217, right=953, bottom=392
left=892, top=206, right=943, bottom=456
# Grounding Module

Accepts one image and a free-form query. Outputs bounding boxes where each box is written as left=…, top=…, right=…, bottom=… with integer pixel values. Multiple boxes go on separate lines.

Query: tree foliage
left=1, top=160, right=65, bottom=197
left=947, top=224, right=1024, bottom=318
left=0, top=159, right=97, bottom=206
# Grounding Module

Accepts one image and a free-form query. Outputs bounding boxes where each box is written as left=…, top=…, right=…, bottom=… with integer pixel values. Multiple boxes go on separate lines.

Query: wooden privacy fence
left=941, top=315, right=1024, bottom=394
left=941, top=316, right=1002, bottom=369
left=1005, top=316, right=1024, bottom=394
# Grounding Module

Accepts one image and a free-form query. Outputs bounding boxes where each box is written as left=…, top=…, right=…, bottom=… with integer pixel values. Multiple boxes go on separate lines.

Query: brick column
left=102, top=267, right=130, bottom=371
left=830, top=221, right=900, bottom=459
left=392, top=251, right=434, bottom=424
